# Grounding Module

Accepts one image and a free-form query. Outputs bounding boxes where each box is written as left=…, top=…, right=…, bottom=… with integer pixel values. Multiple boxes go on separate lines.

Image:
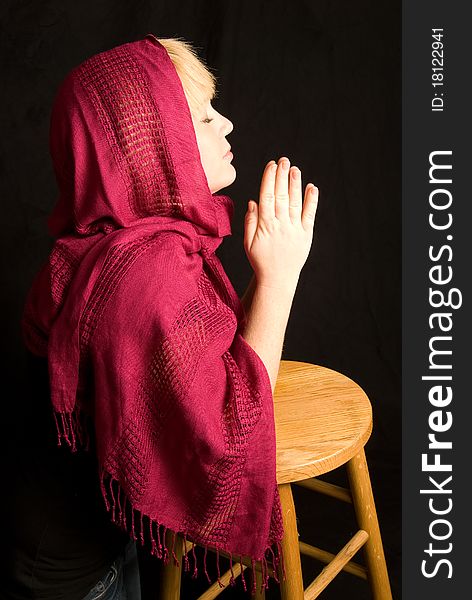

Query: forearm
left=240, top=273, right=257, bottom=316
left=241, top=279, right=298, bottom=394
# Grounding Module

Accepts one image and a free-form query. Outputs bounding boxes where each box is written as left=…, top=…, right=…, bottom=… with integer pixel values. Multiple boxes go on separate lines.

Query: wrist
left=255, top=273, right=300, bottom=293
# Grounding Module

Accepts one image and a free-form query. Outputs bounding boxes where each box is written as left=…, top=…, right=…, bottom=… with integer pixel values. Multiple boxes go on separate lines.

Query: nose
left=221, top=115, right=233, bottom=137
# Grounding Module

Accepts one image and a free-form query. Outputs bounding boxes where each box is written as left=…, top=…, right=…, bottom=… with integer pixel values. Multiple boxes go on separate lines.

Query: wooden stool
left=159, top=360, right=393, bottom=599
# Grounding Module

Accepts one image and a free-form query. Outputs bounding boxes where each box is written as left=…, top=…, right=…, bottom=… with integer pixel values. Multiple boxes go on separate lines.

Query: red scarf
left=21, top=34, right=285, bottom=594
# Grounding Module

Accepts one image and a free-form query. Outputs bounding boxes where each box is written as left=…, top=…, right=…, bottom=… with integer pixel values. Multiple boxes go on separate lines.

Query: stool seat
left=274, top=361, right=372, bottom=484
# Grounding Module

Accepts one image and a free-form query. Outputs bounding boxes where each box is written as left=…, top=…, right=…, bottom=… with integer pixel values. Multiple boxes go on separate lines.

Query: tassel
left=171, top=530, right=180, bottom=567
left=109, top=479, right=117, bottom=523
left=191, top=541, right=198, bottom=579
left=269, top=546, right=280, bottom=583
left=216, top=547, right=224, bottom=588
left=63, top=413, right=70, bottom=446
left=156, top=522, right=163, bottom=559
left=121, top=493, right=128, bottom=531
left=116, top=483, right=123, bottom=525
left=99, top=472, right=110, bottom=512
left=69, top=411, right=77, bottom=452
left=262, top=555, right=269, bottom=592
left=59, top=413, right=66, bottom=444
left=162, top=526, right=169, bottom=564
left=203, top=545, right=211, bottom=583
left=59, top=413, right=68, bottom=446
left=251, top=558, right=256, bottom=596
left=139, top=511, right=145, bottom=545
left=60, top=412, right=75, bottom=451
left=183, top=533, right=190, bottom=572
left=107, top=476, right=114, bottom=515
left=52, top=412, right=62, bottom=446
left=240, top=555, right=247, bottom=591
left=259, top=557, right=265, bottom=594
left=131, top=508, right=137, bottom=541
left=149, top=519, right=157, bottom=555
left=229, top=552, right=235, bottom=586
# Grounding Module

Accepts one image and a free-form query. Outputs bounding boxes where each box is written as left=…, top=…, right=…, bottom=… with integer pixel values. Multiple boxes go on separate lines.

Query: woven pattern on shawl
left=79, top=232, right=163, bottom=360
left=268, top=482, right=284, bottom=545
left=180, top=347, right=263, bottom=546
left=76, top=45, right=183, bottom=217
left=49, top=241, right=80, bottom=307
left=21, top=241, right=79, bottom=356
left=103, top=268, right=244, bottom=516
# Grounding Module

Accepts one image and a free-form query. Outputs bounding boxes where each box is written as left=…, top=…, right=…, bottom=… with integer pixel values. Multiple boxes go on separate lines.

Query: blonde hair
left=157, top=37, right=217, bottom=117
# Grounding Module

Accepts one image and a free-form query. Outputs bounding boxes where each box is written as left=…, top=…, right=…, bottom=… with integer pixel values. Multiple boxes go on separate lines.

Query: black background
left=1, top=1, right=401, bottom=598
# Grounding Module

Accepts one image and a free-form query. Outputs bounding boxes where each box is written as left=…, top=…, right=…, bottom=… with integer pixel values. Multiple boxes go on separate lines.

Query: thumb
left=244, top=199, right=258, bottom=251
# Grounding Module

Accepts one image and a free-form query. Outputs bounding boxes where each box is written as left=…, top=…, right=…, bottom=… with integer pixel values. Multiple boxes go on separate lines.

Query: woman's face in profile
left=192, top=100, right=236, bottom=194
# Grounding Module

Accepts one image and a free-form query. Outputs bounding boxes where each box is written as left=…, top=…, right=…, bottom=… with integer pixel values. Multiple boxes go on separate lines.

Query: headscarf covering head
left=47, top=33, right=233, bottom=240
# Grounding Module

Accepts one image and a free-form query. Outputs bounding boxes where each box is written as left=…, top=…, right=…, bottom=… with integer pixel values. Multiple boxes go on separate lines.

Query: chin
left=212, top=166, right=237, bottom=193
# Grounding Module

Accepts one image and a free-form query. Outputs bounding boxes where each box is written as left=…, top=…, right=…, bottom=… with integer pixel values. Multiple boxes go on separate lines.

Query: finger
left=244, top=199, right=258, bottom=251
left=274, top=157, right=291, bottom=221
left=301, top=185, right=319, bottom=231
left=258, top=160, right=277, bottom=223
left=288, top=166, right=302, bottom=223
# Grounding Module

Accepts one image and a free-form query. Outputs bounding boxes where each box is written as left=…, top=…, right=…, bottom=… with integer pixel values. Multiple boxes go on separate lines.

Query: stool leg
left=278, top=483, right=304, bottom=600
left=346, top=448, right=393, bottom=600
left=159, top=531, right=184, bottom=600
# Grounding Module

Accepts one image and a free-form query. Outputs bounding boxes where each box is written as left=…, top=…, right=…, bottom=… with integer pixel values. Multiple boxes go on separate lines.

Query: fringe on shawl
left=52, top=409, right=287, bottom=594
left=53, top=407, right=91, bottom=452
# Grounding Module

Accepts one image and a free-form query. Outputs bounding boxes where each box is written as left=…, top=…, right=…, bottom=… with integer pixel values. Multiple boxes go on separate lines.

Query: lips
left=223, top=146, right=232, bottom=158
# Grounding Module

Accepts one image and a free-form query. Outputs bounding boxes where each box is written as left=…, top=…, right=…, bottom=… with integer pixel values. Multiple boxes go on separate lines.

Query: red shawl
left=21, top=34, right=285, bottom=593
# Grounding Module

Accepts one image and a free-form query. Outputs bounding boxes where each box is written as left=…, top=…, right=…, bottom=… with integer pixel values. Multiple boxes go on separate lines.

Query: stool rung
left=299, top=540, right=367, bottom=579
left=294, top=477, right=352, bottom=503
left=303, top=530, right=369, bottom=600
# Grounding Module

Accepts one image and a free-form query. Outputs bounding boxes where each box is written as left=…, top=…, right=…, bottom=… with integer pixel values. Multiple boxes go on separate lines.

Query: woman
left=14, top=33, right=318, bottom=599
